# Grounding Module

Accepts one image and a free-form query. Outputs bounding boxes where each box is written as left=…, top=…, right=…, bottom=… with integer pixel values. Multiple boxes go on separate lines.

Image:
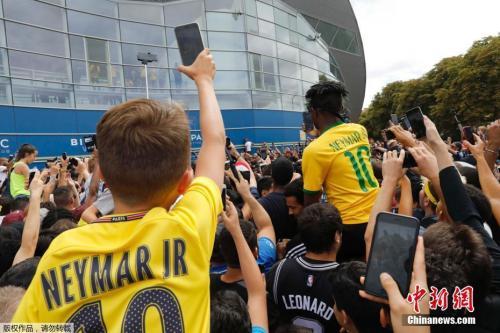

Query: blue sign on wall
left=0, top=105, right=302, bottom=158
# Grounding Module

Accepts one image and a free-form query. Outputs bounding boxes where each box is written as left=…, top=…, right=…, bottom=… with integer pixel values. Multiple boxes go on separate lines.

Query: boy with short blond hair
left=13, top=49, right=226, bottom=332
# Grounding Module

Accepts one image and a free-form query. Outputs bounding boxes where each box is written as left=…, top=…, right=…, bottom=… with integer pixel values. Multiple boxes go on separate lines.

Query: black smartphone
left=221, top=186, right=227, bottom=211
left=406, top=107, right=426, bottom=139
left=384, top=129, right=396, bottom=140
left=62, top=152, right=67, bottom=161
left=400, top=116, right=411, bottom=131
left=83, top=135, right=97, bottom=153
left=303, top=112, right=314, bottom=132
left=462, top=126, right=475, bottom=144
left=28, top=171, right=36, bottom=185
left=69, top=157, right=79, bottom=167
left=364, top=212, right=420, bottom=298
left=174, top=23, right=204, bottom=66
left=225, top=147, right=240, bottom=181
left=226, top=137, right=231, bottom=149
left=403, top=150, right=417, bottom=168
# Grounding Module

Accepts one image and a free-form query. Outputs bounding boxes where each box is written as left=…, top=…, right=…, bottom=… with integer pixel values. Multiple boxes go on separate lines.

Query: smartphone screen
left=226, top=137, right=231, bottom=148
left=403, top=150, right=417, bottom=168
left=364, top=212, right=420, bottom=298
left=28, top=171, right=36, bottom=185
left=385, top=129, right=396, bottom=140
left=174, top=23, right=204, bottom=66
left=62, top=152, right=67, bottom=161
left=462, top=126, right=475, bottom=144
left=406, top=107, right=426, bottom=139
left=303, top=112, right=314, bottom=132
left=390, top=113, right=399, bottom=125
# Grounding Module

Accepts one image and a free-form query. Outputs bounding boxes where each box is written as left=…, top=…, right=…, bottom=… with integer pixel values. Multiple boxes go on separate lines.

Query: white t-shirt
left=244, top=141, right=252, bottom=152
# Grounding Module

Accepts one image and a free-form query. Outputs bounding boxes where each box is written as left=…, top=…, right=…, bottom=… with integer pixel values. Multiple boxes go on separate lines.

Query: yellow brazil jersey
left=12, top=177, right=222, bottom=333
left=302, top=121, right=379, bottom=224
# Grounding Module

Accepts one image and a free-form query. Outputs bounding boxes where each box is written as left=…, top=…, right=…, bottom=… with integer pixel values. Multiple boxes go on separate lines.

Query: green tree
left=360, top=35, right=500, bottom=139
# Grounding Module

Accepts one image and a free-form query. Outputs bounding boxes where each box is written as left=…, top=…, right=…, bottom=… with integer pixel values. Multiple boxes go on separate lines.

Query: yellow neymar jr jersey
left=12, top=177, right=222, bottom=333
left=302, top=122, right=379, bottom=224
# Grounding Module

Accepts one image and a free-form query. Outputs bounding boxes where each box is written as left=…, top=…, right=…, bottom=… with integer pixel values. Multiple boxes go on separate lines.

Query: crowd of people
left=0, top=48, right=499, bottom=333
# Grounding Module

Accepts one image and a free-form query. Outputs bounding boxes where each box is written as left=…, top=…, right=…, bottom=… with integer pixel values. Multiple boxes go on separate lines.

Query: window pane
left=119, top=3, right=164, bottom=25
left=276, top=26, right=290, bottom=44
left=86, top=38, right=108, bottom=62
left=217, top=90, right=252, bottom=109
left=207, top=12, right=244, bottom=32
left=246, top=16, right=259, bottom=34
left=164, top=1, right=205, bottom=28
left=301, top=66, right=318, bottom=83
left=120, top=21, right=166, bottom=46
left=247, top=35, right=276, bottom=57
left=169, top=70, right=196, bottom=89
left=0, top=49, right=9, bottom=75
left=280, top=76, right=301, bottom=94
left=67, top=0, right=117, bottom=18
left=206, top=0, right=243, bottom=12
left=171, top=90, right=199, bottom=110
left=126, top=88, right=170, bottom=102
left=124, top=66, right=145, bottom=88
left=122, top=44, right=167, bottom=67
left=212, top=52, right=248, bottom=70
left=252, top=91, right=281, bottom=109
left=0, top=76, right=12, bottom=104
left=277, top=42, right=298, bottom=62
left=165, top=29, right=207, bottom=49
left=316, top=20, right=338, bottom=45
left=208, top=32, right=246, bottom=51
left=317, top=58, right=330, bottom=74
left=282, top=94, right=305, bottom=111
left=12, top=79, right=74, bottom=108
left=9, top=50, right=71, bottom=82
left=289, top=31, right=298, bottom=46
left=251, top=71, right=264, bottom=90
left=4, top=0, right=66, bottom=31
left=258, top=19, right=275, bottom=39
left=67, top=11, right=119, bottom=40
left=256, top=1, right=274, bottom=21
left=249, top=53, right=261, bottom=72
left=214, top=71, right=248, bottom=90
left=0, top=22, right=5, bottom=47
left=263, top=73, right=279, bottom=91
left=6, top=22, right=69, bottom=57
left=70, top=36, right=85, bottom=60
left=297, top=15, right=315, bottom=37
left=72, top=60, right=88, bottom=84
left=262, top=56, right=277, bottom=73
left=109, top=42, right=122, bottom=64
left=332, top=27, right=355, bottom=51
left=75, top=86, right=124, bottom=109
left=88, top=62, right=109, bottom=85
left=279, top=60, right=299, bottom=78
left=300, top=50, right=317, bottom=69
left=288, top=14, right=297, bottom=31
left=245, top=0, right=257, bottom=16
left=111, top=65, right=123, bottom=86
left=147, top=67, right=169, bottom=89
left=274, top=8, right=288, bottom=27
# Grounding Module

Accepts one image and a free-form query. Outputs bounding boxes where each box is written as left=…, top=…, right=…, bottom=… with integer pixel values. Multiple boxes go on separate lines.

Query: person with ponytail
left=9, top=144, right=37, bottom=198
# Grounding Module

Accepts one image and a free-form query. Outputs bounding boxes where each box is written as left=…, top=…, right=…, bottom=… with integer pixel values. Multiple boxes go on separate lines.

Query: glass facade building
left=0, top=0, right=365, bottom=158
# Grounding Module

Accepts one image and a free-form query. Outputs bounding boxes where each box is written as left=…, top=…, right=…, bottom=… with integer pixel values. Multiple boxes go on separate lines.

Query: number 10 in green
left=344, top=146, right=378, bottom=192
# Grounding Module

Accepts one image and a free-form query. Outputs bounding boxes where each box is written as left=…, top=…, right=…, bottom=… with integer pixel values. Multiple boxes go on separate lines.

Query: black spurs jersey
left=266, top=256, right=340, bottom=333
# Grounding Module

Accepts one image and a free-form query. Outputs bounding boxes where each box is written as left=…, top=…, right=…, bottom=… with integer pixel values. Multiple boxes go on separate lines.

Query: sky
left=350, top=0, right=500, bottom=108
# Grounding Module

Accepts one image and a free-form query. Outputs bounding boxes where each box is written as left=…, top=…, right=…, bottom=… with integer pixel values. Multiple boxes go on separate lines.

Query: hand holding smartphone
left=175, top=23, right=204, bottom=66
left=364, top=212, right=420, bottom=298
left=406, top=107, right=426, bottom=139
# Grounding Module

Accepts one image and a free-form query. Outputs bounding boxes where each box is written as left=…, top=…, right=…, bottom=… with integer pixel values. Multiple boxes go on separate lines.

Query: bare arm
left=222, top=200, right=268, bottom=331
left=365, top=151, right=405, bottom=261
left=228, top=171, right=275, bottom=244
left=304, top=192, right=322, bottom=207
left=81, top=205, right=99, bottom=224
left=12, top=171, right=47, bottom=266
left=178, top=49, right=226, bottom=189
left=465, top=135, right=500, bottom=224
left=398, top=175, right=413, bottom=216
left=484, top=120, right=500, bottom=172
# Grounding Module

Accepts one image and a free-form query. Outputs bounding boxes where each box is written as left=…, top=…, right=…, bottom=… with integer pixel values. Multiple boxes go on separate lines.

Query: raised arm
left=12, top=170, right=47, bottom=266
left=484, top=120, right=500, bottom=172
left=398, top=175, right=413, bottom=216
left=464, top=134, right=500, bottom=225
left=365, top=150, right=405, bottom=261
left=222, top=200, right=268, bottom=331
left=228, top=170, right=275, bottom=244
left=178, top=49, right=225, bottom=189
